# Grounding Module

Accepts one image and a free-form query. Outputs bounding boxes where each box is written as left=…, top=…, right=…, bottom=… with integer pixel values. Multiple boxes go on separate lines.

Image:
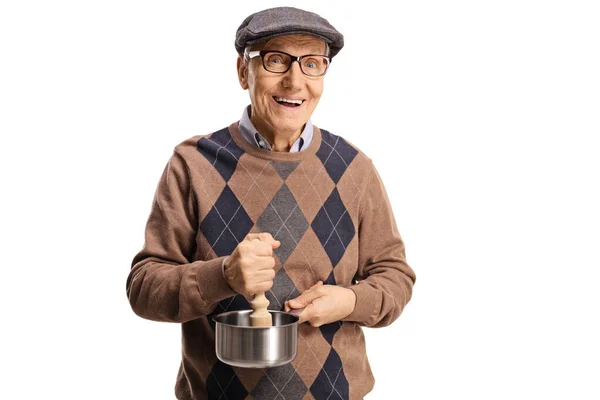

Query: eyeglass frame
left=246, top=50, right=331, bottom=77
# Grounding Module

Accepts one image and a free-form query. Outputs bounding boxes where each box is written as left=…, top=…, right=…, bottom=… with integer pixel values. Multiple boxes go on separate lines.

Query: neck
left=250, top=110, right=304, bottom=152
left=263, top=129, right=302, bottom=152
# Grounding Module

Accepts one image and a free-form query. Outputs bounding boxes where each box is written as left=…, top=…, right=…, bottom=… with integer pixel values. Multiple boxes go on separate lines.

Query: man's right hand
left=223, top=233, right=280, bottom=298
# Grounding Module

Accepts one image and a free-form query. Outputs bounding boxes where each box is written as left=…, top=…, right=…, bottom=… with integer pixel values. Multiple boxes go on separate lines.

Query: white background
left=1, top=0, right=599, bottom=399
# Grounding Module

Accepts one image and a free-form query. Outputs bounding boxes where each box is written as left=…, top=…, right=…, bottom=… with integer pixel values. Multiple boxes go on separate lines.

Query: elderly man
left=127, top=6, right=416, bottom=400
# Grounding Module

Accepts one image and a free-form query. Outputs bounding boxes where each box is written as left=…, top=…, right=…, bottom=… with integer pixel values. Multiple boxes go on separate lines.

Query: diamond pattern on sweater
left=191, top=127, right=372, bottom=399
left=272, top=160, right=300, bottom=180
left=315, top=130, right=358, bottom=184
left=286, top=159, right=335, bottom=224
left=257, top=184, right=308, bottom=265
left=196, top=127, right=245, bottom=182
left=199, top=185, right=254, bottom=258
left=280, top=228, right=331, bottom=285
left=310, top=188, right=356, bottom=268
left=252, top=363, right=307, bottom=400
left=324, top=270, right=336, bottom=285
left=294, top=327, right=331, bottom=389
left=228, top=160, right=283, bottom=222
left=309, top=348, right=349, bottom=400
left=319, top=322, right=342, bottom=346
left=319, top=272, right=343, bottom=347
left=266, top=269, right=300, bottom=310
left=206, top=360, right=248, bottom=400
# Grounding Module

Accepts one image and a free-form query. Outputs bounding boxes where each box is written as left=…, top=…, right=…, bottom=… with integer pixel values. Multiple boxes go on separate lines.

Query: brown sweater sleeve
left=343, top=162, right=416, bottom=327
left=126, top=151, right=236, bottom=323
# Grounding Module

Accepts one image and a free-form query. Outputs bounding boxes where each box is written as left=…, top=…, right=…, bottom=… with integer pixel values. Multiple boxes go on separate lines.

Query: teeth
left=275, top=97, right=303, bottom=105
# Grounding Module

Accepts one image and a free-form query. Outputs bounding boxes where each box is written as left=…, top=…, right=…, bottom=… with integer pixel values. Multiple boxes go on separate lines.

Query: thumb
left=287, top=282, right=323, bottom=309
left=287, top=296, right=307, bottom=309
left=271, top=239, right=281, bottom=249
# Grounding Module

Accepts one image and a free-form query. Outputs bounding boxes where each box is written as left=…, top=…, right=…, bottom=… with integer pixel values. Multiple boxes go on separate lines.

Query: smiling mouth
left=273, top=96, right=304, bottom=108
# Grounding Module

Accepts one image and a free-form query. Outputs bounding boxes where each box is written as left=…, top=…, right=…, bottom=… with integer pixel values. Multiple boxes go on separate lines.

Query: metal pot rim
left=213, top=309, right=299, bottom=329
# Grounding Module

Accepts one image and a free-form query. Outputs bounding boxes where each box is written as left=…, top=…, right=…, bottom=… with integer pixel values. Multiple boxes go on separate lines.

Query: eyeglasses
left=247, top=50, right=331, bottom=77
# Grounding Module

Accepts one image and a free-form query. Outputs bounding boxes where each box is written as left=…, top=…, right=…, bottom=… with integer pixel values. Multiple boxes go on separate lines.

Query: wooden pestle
left=249, top=292, right=272, bottom=327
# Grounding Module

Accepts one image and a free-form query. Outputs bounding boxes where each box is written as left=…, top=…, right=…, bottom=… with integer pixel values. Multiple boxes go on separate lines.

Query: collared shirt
left=238, top=105, right=313, bottom=152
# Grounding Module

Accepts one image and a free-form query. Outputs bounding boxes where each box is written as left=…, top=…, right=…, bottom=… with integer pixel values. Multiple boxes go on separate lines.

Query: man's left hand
left=284, top=281, right=356, bottom=327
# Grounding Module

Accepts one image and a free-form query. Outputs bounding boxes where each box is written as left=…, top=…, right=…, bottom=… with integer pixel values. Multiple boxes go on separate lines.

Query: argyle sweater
left=127, top=122, right=416, bottom=400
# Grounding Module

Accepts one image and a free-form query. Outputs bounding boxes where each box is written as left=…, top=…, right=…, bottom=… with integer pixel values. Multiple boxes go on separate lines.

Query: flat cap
left=235, top=7, right=344, bottom=58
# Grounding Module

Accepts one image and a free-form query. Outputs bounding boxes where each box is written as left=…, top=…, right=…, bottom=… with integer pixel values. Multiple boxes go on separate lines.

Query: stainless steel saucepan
left=213, top=309, right=303, bottom=368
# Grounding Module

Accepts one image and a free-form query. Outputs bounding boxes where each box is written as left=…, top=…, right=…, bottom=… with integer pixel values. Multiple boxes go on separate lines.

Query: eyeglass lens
left=263, top=52, right=329, bottom=76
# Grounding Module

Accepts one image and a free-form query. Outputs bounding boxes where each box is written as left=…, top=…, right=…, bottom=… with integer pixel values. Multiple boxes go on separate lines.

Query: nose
left=281, top=60, right=305, bottom=89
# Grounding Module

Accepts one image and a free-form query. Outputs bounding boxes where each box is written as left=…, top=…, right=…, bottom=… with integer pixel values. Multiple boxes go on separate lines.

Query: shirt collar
left=239, top=105, right=313, bottom=152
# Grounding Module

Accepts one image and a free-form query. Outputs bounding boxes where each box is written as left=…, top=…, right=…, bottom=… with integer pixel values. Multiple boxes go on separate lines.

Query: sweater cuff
left=191, top=256, right=236, bottom=305
left=343, top=282, right=381, bottom=325
left=221, top=257, right=229, bottom=278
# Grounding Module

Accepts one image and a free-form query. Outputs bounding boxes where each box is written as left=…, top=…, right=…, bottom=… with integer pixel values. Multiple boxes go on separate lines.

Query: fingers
left=247, top=280, right=274, bottom=296
left=239, top=250, right=275, bottom=272
left=250, top=268, right=276, bottom=284
left=225, top=233, right=281, bottom=297
left=243, top=240, right=275, bottom=257
left=310, top=281, right=324, bottom=290
left=242, top=267, right=276, bottom=296
left=223, top=232, right=280, bottom=296
left=245, top=232, right=281, bottom=249
left=286, top=281, right=323, bottom=309
left=285, top=281, right=324, bottom=325
left=238, top=236, right=277, bottom=268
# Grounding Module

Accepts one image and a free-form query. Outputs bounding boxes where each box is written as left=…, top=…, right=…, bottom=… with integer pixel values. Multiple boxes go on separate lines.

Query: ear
left=237, top=55, right=249, bottom=90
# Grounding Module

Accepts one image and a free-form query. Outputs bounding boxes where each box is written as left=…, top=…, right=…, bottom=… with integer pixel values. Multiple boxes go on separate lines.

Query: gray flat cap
left=235, top=7, right=344, bottom=58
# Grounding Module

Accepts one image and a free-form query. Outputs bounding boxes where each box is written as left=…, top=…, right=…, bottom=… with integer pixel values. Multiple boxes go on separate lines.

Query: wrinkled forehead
left=252, top=34, right=328, bottom=55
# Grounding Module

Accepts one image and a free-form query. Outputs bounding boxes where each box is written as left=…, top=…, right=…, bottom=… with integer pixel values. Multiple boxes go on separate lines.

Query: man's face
left=237, top=34, right=327, bottom=138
